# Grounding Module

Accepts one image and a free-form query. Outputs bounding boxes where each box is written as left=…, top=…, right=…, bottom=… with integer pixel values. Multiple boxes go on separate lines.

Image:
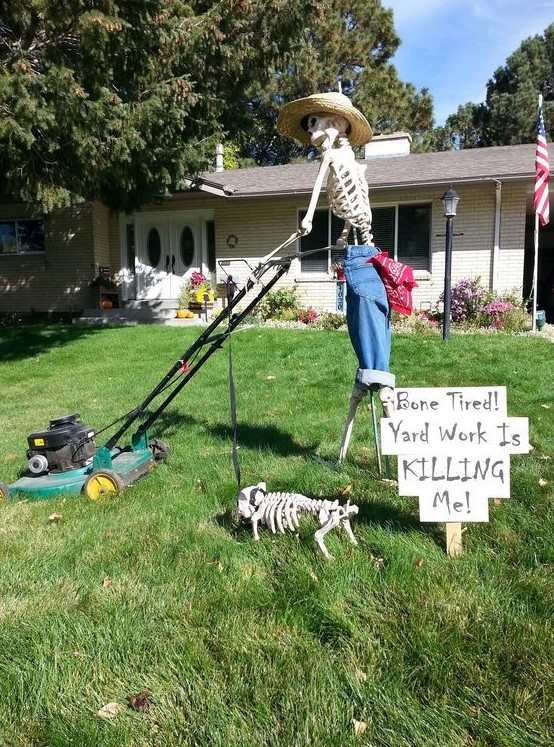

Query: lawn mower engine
left=26, top=414, right=97, bottom=475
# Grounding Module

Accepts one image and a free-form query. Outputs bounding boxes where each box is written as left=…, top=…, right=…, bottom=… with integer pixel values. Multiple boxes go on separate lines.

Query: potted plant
left=182, top=271, right=214, bottom=310
left=331, top=261, right=345, bottom=281
left=89, top=270, right=120, bottom=309
left=176, top=281, right=195, bottom=318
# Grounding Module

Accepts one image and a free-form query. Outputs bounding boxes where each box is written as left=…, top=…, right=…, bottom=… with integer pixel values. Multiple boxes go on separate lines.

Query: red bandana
left=367, top=252, right=417, bottom=316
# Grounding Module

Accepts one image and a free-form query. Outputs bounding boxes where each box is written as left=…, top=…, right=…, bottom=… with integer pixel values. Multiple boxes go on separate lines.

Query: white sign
left=381, top=416, right=529, bottom=455
left=419, top=490, right=489, bottom=523
left=381, top=387, right=530, bottom=523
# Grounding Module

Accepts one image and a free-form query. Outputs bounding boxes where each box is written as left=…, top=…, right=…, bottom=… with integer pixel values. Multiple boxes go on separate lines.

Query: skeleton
left=301, top=113, right=395, bottom=460
left=300, top=113, right=373, bottom=248
left=237, top=482, right=359, bottom=559
left=269, top=94, right=395, bottom=467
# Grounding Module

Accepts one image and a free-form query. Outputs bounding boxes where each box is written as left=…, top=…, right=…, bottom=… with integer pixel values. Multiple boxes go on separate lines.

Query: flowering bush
left=180, top=272, right=213, bottom=308
left=482, top=300, right=515, bottom=329
left=439, top=277, right=491, bottom=323
left=432, top=277, right=530, bottom=333
left=298, top=306, right=319, bottom=324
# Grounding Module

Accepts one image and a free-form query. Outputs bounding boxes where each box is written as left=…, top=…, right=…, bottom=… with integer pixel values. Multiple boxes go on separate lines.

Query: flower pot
left=536, top=309, right=546, bottom=330
left=101, top=299, right=113, bottom=310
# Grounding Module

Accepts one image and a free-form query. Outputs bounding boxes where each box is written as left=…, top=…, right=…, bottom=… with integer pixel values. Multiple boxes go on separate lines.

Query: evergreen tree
left=440, top=23, right=554, bottom=150
left=235, top=0, right=434, bottom=164
left=0, top=0, right=315, bottom=211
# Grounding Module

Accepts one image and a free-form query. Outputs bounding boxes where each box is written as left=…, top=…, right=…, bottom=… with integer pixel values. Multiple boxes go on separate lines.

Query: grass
left=0, top=323, right=553, bottom=746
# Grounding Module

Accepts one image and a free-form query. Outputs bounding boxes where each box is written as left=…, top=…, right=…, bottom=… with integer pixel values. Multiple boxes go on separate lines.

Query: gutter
left=491, top=180, right=502, bottom=291
left=208, top=174, right=532, bottom=199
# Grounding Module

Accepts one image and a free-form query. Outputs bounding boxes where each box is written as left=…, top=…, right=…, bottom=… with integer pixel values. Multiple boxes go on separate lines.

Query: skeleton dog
left=238, top=482, right=359, bottom=559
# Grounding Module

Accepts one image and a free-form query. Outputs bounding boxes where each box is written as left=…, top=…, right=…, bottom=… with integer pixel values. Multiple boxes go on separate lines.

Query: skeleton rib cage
left=326, top=139, right=373, bottom=245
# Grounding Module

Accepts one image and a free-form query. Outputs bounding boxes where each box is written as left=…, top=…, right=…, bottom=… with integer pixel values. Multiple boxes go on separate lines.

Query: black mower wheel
left=149, top=439, right=171, bottom=462
left=83, top=469, right=125, bottom=500
left=0, top=480, right=9, bottom=502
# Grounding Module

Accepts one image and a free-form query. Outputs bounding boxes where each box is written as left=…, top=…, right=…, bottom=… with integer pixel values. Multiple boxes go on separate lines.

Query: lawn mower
left=0, top=248, right=303, bottom=502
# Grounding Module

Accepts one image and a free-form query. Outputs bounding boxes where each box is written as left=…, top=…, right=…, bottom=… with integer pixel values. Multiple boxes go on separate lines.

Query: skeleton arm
left=300, top=150, right=333, bottom=235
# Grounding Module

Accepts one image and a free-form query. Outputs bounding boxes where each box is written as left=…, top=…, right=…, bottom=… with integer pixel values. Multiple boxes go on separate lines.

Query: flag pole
left=532, top=211, right=539, bottom=332
left=532, top=91, right=544, bottom=333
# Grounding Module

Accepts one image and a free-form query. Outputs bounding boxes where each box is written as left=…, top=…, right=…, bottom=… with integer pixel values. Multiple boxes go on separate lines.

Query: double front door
left=134, top=214, right=205, bottom=301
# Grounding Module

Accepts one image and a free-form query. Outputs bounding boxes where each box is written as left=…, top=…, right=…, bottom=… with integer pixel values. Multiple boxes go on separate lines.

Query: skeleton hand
left=300, top=217, right=312, bottom=235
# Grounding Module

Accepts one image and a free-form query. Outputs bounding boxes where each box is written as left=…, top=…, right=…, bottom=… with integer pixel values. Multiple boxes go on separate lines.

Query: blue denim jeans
left=344, top=244, right=395, bottom=389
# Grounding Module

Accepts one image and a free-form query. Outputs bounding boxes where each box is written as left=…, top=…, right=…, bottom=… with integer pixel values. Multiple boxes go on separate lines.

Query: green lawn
left=0, top=324, right=553, bottom=746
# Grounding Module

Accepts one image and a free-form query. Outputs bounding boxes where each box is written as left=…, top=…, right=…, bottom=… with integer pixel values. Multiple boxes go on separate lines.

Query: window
left=298, top=203, right=431, bottom=273
left=0, top=219, right=44, bottom=254
left=147, top=227, right=161, bottom=267
left=299, top=210, right=353, bottom=273
left=180, top=226, right=195, bottom=267
left=373, top=204, right=431, bottom=271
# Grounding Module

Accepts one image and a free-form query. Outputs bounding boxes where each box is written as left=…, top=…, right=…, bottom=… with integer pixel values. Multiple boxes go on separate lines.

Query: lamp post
left=441, top=185, right=460, bottom=341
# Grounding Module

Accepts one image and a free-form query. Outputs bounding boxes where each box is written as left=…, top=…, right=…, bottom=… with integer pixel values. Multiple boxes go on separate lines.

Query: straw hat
left=277, top=91, right=373, bottom=146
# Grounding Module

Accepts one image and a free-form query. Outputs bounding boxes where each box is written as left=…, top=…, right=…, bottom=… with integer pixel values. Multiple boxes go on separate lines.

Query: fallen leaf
left=415, top=557, right=424, bottom=569
left=369, top=552, right=385, bottom=568
left=354, top=668, right=367, bottom=682
left=127, top=690, right=151, bottom=712
left=48, top=512, right=62, bottom=523
left=97, top=702, right=122, bottom=719
left=541, top=404, right=551, bottom=409
left=309, top=569, right=318, bottom=582
left=267, top=375, right=276, bottom=380
left=102, top=576, right=111, bottom=588
left=539, top=478, right=548, bottom=487
left=493, top=498, right=502, bottom=506
left=340, top=484, right=352, bottom=496
left=352, top=719, right=368, bottom=736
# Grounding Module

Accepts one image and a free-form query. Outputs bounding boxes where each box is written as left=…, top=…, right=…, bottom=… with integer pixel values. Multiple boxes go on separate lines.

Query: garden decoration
left=237, top=482, right=359, bottom=559
left=276, top=91, right=396, bottom=462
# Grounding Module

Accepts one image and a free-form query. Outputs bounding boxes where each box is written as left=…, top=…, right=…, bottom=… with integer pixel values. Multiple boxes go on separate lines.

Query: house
left=2, top=137, right=553, bottom=321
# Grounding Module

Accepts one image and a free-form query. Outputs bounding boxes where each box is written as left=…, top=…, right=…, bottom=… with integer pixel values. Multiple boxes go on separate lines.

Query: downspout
left=491, top=180, right=501, bottom=291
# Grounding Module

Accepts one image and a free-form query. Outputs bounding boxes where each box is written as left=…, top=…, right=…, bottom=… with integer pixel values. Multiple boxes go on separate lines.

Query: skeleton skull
left=305, top=113, right=350, bottom=149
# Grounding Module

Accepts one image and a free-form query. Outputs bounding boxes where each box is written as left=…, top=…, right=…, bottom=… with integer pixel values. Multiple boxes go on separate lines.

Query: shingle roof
left=197, top=143, right=535, bottom=198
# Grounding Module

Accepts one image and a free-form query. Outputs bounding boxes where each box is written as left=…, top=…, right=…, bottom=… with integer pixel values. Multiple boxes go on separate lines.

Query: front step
left=74, top=302, right=215, bottom=326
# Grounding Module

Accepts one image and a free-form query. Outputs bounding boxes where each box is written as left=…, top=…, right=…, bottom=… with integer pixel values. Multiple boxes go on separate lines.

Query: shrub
left=393, top=310, right=441, bottom=335
left=439, top=277, right=492, bottom=323
left=298, top=306, right=319, bottom=325
left=314, top=312, right=348, bottom=330
left=256, top=287, right=301, bottom=321
left=434, top=278, right=530, bottom=334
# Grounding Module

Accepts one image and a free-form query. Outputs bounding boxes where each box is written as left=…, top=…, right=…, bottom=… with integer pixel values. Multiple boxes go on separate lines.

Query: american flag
left=534, top=106, right=550, bottom=226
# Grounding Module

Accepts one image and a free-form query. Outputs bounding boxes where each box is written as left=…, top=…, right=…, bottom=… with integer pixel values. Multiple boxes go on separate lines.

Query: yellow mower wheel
left=84, top=470, right=125, bottom=500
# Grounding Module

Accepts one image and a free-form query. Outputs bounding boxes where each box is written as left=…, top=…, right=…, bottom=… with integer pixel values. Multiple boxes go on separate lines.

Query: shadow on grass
left=0, top=323, right=105, bottom=363
left=152, top=409, right=312, bottom=458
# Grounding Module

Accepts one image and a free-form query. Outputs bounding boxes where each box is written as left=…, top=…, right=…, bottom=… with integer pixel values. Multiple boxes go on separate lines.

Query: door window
left=147, top=227, right=161, bottom=267
left=180, top=226, right=194, bottom=267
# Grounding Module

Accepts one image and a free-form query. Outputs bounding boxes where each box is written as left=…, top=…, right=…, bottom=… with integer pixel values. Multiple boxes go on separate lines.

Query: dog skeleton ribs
left=238, top=482, right=359, bottom=559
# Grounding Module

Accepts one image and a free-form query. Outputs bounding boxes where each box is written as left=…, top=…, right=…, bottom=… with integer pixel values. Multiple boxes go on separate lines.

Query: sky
left=384, top=1, right=553, bottom=126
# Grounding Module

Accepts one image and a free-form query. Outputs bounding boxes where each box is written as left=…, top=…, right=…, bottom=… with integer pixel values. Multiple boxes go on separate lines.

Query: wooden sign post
left=380, top=387, right=529, bottom=556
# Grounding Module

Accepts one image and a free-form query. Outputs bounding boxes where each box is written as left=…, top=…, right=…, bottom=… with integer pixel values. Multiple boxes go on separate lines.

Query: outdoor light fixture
left=441, top=185, right=460, bottom=341
left=442, top=184, right=460, bottom=218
